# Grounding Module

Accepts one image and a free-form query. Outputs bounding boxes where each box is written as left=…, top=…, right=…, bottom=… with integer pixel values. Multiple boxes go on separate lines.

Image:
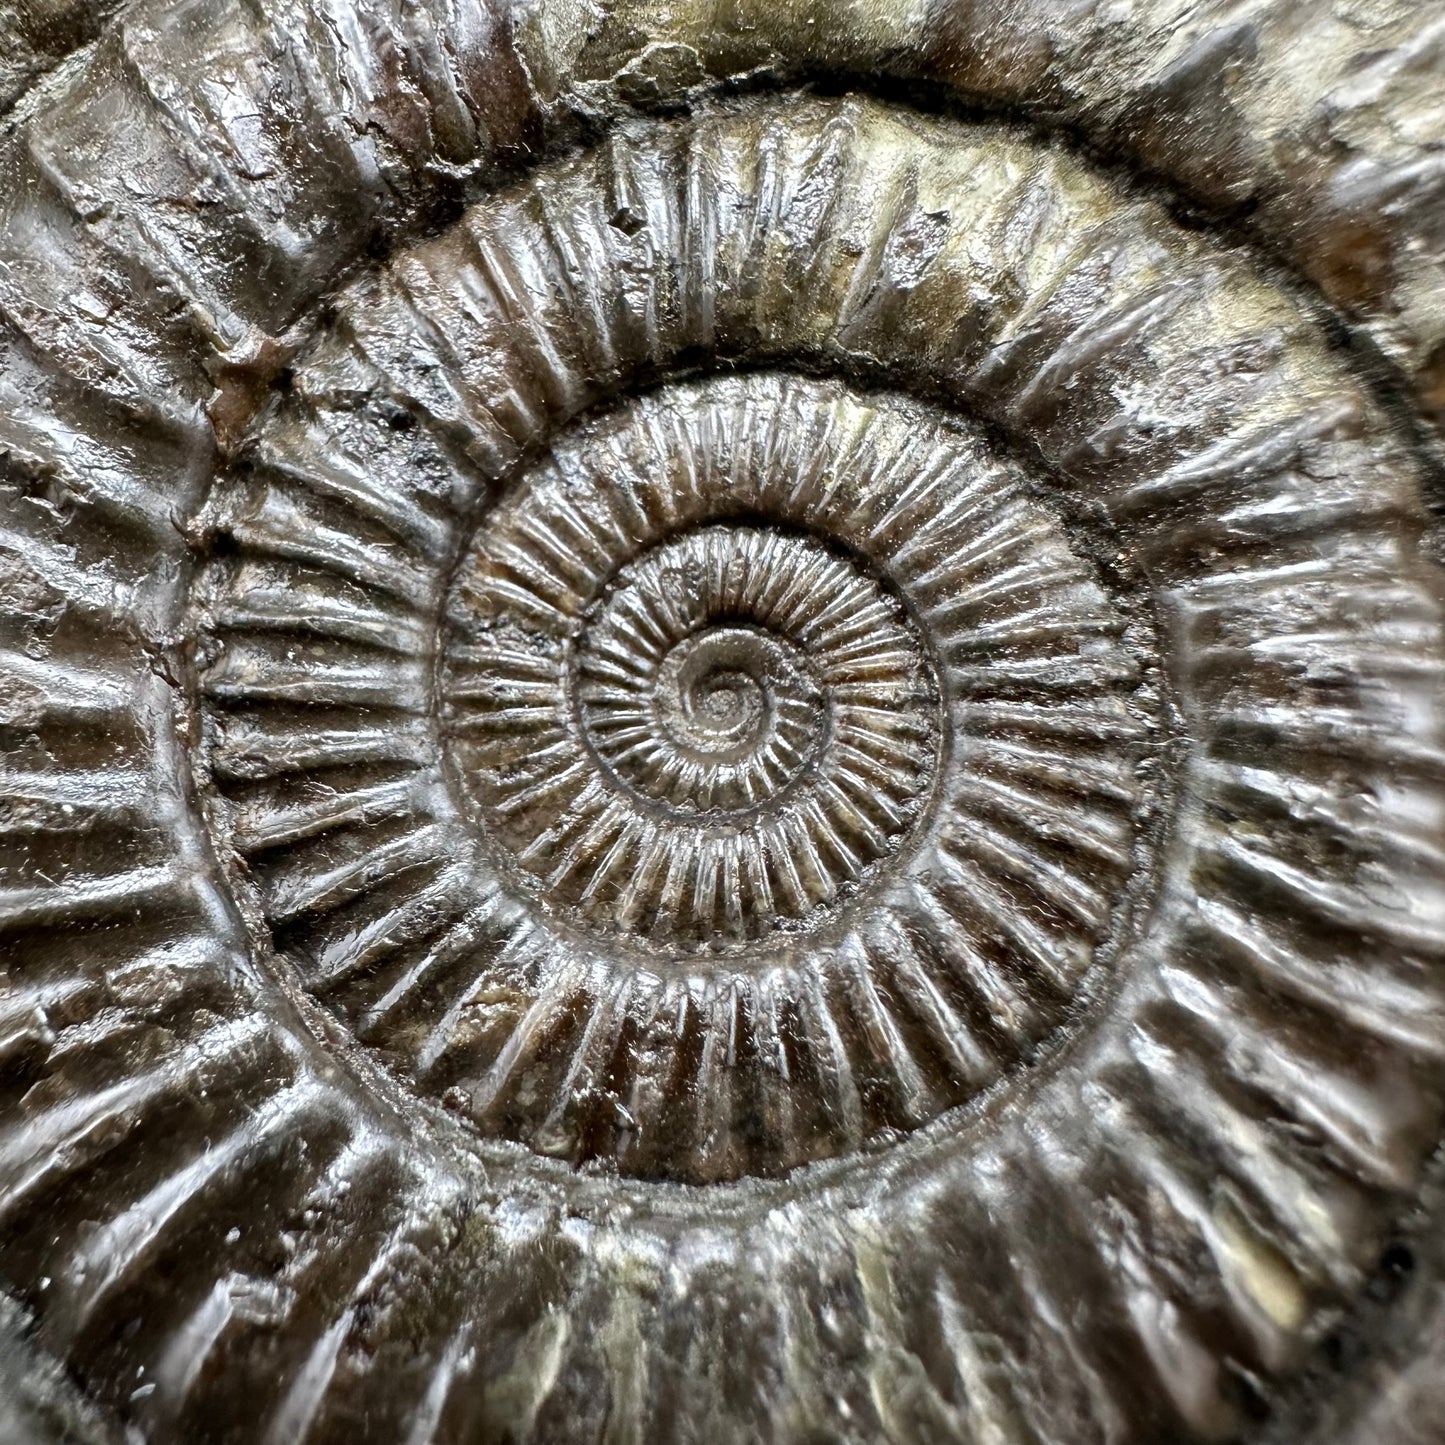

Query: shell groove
left=178, top=91, right=1445, bottom=1428
left=201, top=367, right=1154, bottom=1180
left=0, top=9, right=1442, bottom=1443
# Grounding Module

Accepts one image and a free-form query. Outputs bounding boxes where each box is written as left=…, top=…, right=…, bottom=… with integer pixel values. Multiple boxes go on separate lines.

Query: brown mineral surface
left=1, top=3, right=1444, bottom=1443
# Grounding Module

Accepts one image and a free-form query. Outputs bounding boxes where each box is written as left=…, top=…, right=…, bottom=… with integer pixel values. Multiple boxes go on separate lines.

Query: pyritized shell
left=199, top=365, right=1157, bottom=1181
left=2, top=10, right=1445, bottom=1445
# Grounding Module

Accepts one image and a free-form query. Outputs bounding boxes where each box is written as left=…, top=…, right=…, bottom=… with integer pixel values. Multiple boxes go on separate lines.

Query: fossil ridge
left=1, top=5, right=1444, bottom=1444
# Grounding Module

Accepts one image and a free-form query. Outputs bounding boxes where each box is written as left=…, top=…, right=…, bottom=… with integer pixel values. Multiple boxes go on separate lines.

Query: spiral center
left=444, top=519, right=940, bottom=947
left=281, top=369, right=1165, bottom=1177
left=576, top=529, right=915, bottom=826
left=659, top=626, right=810, bottom=760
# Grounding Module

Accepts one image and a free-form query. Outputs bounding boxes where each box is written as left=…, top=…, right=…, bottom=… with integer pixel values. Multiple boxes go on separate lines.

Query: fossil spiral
left=1, top=4, right=1444, bottom=1444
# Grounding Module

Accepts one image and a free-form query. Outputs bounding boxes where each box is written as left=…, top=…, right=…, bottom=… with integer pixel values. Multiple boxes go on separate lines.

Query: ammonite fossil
left=2, top=3, right=1445, bottom=1443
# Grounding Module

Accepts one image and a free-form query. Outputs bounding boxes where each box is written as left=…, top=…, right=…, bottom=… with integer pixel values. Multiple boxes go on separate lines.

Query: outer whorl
left=1, top=6, right=1444, bottom=1445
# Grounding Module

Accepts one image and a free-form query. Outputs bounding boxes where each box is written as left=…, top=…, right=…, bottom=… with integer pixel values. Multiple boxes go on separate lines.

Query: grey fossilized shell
left=202, top=358, right=1156, bottom=1184
left=2, top=4, right=1445, bottom=1444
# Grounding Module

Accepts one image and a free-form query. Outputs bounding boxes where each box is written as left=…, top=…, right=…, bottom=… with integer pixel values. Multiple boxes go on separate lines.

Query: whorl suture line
left=1, top=13, right=1443, bottom=1442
